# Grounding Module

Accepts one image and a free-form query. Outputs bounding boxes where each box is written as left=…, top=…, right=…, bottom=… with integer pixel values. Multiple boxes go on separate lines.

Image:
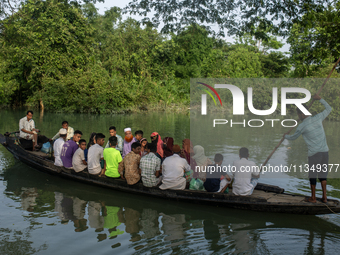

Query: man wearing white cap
left=53, top=128, right=67, bottom=166
left=122, top=127, right=138, bottom=158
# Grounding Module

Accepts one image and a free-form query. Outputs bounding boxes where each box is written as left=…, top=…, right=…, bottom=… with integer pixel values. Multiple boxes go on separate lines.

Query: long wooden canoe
left=1, top=133, right=339, bottom=215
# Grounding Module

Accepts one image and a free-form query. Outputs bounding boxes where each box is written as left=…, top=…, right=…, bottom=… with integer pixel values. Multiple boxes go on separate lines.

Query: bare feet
left=305, top=197, right=317, bottom=203
left=322, top=197, right=327, bottom=203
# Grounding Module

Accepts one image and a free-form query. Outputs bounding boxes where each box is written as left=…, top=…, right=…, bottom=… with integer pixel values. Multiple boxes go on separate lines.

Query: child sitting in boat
left=101, top=136, right=123, bottom=178
left=72, top=139, right=87, bottom=173
left=223, top=147, right=260, bottom=195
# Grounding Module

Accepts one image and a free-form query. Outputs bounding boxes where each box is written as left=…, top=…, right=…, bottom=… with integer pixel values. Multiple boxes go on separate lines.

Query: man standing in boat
left=284, top=94, right=332, bottom=203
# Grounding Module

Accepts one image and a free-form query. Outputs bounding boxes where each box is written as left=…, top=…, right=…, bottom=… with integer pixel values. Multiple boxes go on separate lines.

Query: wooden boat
left=1, top=133, right=340, bottom=215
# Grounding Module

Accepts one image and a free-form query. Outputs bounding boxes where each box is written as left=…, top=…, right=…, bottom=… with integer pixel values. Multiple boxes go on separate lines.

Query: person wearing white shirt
left=72, top=139, right=88, bottom=172
left=52, top=121, right=75, bottom=141
left=88, top=133, right=105, bottom=175
left=225, top=147, right=260, bottom=196
left=19, top=110, right=40, bottom=149
left=160, top=144, right=191, bottom=190
left=104, top=126, right=123, bottom=153
left=53, top=128, right=67, bottom=166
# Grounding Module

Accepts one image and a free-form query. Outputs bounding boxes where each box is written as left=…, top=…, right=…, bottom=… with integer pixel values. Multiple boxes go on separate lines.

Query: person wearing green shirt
left=101, top=136, right=123, bottom=178
left=103, top=206, right=124, bottom=238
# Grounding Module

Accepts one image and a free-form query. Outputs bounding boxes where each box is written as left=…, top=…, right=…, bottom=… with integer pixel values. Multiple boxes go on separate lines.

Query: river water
left=1, top=109, right=340, bottom=254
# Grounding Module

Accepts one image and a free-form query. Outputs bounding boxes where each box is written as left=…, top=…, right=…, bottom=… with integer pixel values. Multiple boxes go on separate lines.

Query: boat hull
left=1, top=134, right=339, bottom=215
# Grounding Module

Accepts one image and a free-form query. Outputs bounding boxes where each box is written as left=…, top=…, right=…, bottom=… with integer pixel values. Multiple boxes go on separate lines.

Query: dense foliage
left=0, top=0, right=339, bottom=117
left=125, top=0, right=330, bottom=37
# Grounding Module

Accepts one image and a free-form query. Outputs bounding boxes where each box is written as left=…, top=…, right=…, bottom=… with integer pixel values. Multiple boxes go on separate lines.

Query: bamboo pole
left=261, top=56, right=340, bottom=168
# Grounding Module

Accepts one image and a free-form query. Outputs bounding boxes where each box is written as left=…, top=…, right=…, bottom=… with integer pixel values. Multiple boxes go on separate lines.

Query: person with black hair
left=87, top=132, right=97, bottom=150
left=139, top=138, right=148, bottom=157
left=102, top=136, right=123, bottom=178
left=159, top=144, right=190, bottom=190
left=72, top=139, right=87, bottom=173
left=135, top=130, right=143, bottom=141
left=105, top=126, right=123, bottom=153
left=284, top=94, right=332, bottom=203
left=140, top=143, right=162, bottom=187
left=88, top=133, right=105, bottom=175
left=224, top=147, right=259, bottom=195
left=52, top=121, right=75, bottom=141
left=204, top=154, right=225, bottom=192
left=84, top=132, right=96, bottom=162
left=19, top=110, right=40, bottom=149
left=61, top=130, right=83, bottom=169
left=118, top=142, right=141, bottom=185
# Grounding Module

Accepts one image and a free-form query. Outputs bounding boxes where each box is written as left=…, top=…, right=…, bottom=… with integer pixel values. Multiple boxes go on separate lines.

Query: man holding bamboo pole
left=284, top=94, right=332, bottom=203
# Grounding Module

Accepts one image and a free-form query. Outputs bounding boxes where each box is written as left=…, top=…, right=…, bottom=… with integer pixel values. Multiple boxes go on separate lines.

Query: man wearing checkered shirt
left=140, top=143, right=161, bottom=187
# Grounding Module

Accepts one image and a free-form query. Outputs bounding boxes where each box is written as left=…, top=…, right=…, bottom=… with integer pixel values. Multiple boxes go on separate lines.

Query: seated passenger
left=192, top=145, right=212, bottom=182
left=52, top=121, right=74, bottom=141
left=84, top=132, right=96, bottom=162
left=159, top=145, right=190, bottom=190
left=135, top=130, right=143, bottom=142
left=139, top=138, right=148, bottom=157
left=105, top=126, right=123, bottom=153
left=122, top=128, right=137, bottom=158
left=53, top=128, right=67, bottom=166
left=181, top=139, right=195, bottom=167
left=224, top=147, right=260, bottom=196
left=163, top=137, right=174, bottom=158
left=102, top=136, right=123, bottom=178
left=118, top=142, right=141, bottom=185
left=72, top=139, right=87, bottom=173
left=19, top=110, right=39, bottom=150
left=60, top=130, right=83, bottom=169
left=150, top=132, right=164, bottom=159
left=140, top=143, right=161, bottom=187
left=88, top=133, right=105, bottom=175
left=204, top=153, right=224, bottom=192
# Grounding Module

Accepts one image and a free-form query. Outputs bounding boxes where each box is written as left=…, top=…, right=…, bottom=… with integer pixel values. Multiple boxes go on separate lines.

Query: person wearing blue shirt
left=284, top=94, right=332, bottom=203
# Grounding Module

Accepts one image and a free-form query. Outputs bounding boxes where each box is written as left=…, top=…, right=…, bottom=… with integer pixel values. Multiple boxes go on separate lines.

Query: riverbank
left=0, top=101, right=190, bottom=114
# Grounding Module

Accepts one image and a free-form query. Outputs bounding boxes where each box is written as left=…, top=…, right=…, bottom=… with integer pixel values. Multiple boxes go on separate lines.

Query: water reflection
left=2, top=163, right=340, bottom=254
left=54, top=192, right=88, bottom=232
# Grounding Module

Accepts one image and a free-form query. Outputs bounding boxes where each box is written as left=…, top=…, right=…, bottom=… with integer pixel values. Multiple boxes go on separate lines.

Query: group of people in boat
left=18, top=111, right=260, bottom=195
left=18, top=94, right=332, bottom=202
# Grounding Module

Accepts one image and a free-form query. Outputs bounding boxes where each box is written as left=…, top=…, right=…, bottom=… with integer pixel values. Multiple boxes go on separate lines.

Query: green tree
left=224, top=46, right=263, bottom=78
left=260, top=52, right=290, bottom=78
left=0, top=0, right=112, bottom=111
left=172, top=24, right=217, bottom=78
left=0, top=0, right=105, bottom=18
left=235, top=31, right=290, bottom=78
left=125, top=0, right=332, bottom=38
left=288, top=3, right=340, bottom=77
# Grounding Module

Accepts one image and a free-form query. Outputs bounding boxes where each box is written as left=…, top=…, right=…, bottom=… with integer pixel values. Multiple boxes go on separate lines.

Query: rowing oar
left=260, top=56, right=340, bottom=169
